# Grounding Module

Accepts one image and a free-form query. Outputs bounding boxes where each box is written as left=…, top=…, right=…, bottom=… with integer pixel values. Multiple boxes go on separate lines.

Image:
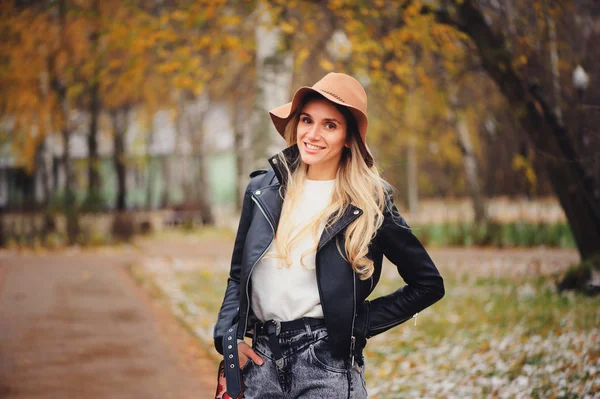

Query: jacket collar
left=266, top=144, right=300, bottom=186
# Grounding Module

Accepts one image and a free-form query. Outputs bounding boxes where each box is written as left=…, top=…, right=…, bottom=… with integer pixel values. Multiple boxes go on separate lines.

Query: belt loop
left=253, top=321, right=260, bottom=346
left=266, top=320, right=284, bottom=370
left=303, top=317, right=312, bottom=335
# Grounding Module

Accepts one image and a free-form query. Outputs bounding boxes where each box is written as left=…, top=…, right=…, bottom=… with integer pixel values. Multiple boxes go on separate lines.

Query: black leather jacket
left=213, top=145, right=444, bottom=362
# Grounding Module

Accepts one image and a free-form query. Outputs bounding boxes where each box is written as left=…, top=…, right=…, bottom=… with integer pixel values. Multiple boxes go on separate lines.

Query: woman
left=214, top=72, right=444, bottom=398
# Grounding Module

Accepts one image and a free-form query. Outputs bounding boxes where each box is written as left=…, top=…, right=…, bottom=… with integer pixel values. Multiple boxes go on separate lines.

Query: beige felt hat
left=268, top=72, right=373, bottom=166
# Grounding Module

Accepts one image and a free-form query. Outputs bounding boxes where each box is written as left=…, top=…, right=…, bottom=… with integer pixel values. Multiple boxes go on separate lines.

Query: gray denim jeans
left=242, top=319, right=368, bottom=399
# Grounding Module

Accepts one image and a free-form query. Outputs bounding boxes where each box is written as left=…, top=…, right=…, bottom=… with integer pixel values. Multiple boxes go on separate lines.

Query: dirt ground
left=0, top=234, right=580, bottom=399
left=0, top=247, right=216, bottom=399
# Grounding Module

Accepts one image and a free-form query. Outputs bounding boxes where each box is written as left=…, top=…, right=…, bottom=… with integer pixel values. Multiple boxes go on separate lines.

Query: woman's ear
left=344, top=141, right=351, bottom=148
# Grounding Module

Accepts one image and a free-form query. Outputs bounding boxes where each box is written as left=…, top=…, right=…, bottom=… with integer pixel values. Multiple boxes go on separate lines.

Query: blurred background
left=1, top=0, right=598, bottom=259
left=1, top=1, right=599, bottom=397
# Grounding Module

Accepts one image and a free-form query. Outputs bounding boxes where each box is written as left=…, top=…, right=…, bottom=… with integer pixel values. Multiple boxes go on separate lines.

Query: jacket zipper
left=241, top=195, right=275, bottom=338
left=350, top=271, right=357, bottom=366
left=369, top=312, right=419, bottom=334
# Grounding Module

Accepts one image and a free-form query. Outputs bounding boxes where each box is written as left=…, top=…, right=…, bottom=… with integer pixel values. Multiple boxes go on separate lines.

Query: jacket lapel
left=251, top=183, right=283, bottom=233
left=318, top=205, right=363, bottom=251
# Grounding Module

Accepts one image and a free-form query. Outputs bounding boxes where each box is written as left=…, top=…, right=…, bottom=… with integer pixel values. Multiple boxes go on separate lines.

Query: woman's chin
left=299, top=151, right=321, bottom=165
left=300, top=149, right=317, bottom=165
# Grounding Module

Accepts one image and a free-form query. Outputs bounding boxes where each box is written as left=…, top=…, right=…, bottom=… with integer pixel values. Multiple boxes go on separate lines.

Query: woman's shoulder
left=249, top=169, right=268, bottom=178
left=245, top=168, right=275, bottom=192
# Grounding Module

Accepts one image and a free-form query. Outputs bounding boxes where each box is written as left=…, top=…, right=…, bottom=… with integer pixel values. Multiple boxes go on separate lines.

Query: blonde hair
left=271, top=93, right=387, bottom=280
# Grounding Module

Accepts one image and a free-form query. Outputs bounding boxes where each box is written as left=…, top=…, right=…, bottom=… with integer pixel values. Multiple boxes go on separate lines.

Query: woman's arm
left=212, top=186, right=255, bottom=355
left=355, top=197, right=445, bottom=340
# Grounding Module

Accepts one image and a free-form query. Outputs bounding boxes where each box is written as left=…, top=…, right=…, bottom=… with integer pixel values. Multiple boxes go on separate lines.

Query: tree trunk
left=253, top=0, right=293, bottom=163
left=184, top=94, right=214, bottom=225
left=406, top=139, right=419, bottom=214
left=49, top=0, right=78, bottom=243
left=232, top=99, right=246, bottom=211
left=86, top=78, right=101, bottom=208
left=35, top=139, right=55, bottom=237
left=145, top=122, right=155, bottom=210
left=546, top=14, right=563, bottom=125
left=160, top=156, right=170, bottom=208
left=455, top=114, right=487, bottom=224
left=85, top=0, right=101, bottom=210
left=38, top=134, right=52, bottom=206
left=450, top=0, right=600, bottom=289
left=111, top=108, right=128, bottom=211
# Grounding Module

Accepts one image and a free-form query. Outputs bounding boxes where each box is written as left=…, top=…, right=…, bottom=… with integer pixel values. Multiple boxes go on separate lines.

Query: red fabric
left=215, top=360, right=244, bottom=399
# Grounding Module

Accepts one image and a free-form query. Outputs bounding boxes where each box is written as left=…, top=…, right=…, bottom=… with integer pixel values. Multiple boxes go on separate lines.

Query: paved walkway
left=0, top=249, right=215, bottom=399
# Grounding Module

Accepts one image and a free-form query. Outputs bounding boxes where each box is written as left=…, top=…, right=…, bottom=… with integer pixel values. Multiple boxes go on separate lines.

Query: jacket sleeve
left=213, top=185, right=254, bottom=354
left=357, top=196, right=445, bottom=340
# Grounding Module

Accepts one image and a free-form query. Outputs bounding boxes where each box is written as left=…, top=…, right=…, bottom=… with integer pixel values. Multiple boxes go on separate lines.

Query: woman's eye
left=301, top=117, right=312, bottom=124
left=325, top=122, right=337, bottom=130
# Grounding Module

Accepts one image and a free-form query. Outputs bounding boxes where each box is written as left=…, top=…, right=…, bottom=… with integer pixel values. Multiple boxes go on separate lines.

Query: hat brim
left=268, top=87, right=373, bottom=166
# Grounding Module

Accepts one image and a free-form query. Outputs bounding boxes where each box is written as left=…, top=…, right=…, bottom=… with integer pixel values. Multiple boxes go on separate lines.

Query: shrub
left=412, top=221, right=574, bottom=249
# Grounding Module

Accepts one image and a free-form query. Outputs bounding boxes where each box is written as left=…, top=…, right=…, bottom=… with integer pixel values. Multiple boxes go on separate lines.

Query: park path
left=0, top=247, right=216, bottom=399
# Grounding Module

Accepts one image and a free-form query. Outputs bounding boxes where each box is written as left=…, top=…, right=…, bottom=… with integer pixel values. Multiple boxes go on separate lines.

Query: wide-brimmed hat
left=268, top=72, right=373, bottom=166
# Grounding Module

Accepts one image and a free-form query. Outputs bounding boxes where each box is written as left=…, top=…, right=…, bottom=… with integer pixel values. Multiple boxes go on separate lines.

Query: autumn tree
left=418, top=0, right=600, bottom=290
left=99, top=1, right=166, bottom=211
left=0, top=0, right=92, bottom=242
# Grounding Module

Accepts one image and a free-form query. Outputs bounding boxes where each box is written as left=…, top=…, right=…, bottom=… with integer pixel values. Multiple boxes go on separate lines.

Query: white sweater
left=250, top=178, right=335, bottom=322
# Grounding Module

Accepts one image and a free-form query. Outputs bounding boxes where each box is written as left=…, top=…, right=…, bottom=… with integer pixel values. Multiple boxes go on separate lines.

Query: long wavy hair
left=271, top=92, right=388, bottom=280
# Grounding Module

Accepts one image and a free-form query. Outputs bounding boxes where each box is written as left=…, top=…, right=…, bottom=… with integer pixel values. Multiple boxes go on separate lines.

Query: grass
left=412, top=221, right=575, bottom=249
left=362, top=272, right=599, bottom=398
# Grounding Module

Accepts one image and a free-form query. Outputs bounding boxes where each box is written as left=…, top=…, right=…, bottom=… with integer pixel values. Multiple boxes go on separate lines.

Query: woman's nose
left=306, top=125, right=321, bottom=140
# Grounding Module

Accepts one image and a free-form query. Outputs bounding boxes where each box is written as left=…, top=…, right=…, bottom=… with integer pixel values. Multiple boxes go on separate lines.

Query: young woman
left=214, top=72, right=444, bottom=399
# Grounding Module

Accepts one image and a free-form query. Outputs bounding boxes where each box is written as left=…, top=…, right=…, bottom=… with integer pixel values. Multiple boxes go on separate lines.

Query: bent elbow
left=426, top=276, right=445, bottom=304
left=434, top=276, right=445, bottom=302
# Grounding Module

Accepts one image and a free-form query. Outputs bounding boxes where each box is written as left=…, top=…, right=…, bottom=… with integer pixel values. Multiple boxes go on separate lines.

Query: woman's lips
left=304, top=142, right=325, bottom=153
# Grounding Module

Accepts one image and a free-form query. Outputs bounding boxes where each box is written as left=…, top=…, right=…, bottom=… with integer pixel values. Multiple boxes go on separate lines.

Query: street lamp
left=572, top=65, right=590, bottom=91
left=572, top=65, right=589, bottom=150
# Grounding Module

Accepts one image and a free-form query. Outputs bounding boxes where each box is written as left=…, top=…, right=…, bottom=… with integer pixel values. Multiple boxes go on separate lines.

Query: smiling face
left=296, top=98, right=348, bottom=180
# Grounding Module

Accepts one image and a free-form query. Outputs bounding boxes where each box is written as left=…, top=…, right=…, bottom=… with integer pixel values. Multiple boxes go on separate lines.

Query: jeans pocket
left=307, top=338, right=347, bottom=374
left=241, top=357, right=253, bottom=372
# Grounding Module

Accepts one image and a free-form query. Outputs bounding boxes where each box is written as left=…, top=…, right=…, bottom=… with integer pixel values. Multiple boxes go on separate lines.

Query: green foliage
left=413, top=221, right=575, bottom=249
left=80, top=189, right=107, bottom=213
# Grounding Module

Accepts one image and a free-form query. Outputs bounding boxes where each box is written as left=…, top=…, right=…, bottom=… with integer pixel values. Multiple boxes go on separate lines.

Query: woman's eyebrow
left=300, top=112, right=342, bottom=125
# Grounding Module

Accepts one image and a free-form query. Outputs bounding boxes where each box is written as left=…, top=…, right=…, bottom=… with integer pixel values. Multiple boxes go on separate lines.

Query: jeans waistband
left=254, top=317, right=325, bottom=336
left=254, top=317, right=326, bottom=370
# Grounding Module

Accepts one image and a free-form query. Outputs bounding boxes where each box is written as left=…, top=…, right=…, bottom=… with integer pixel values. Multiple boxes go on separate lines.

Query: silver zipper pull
left=350, top=336, right=356, bottom=366
left=413, top=312, right=419, bottom=326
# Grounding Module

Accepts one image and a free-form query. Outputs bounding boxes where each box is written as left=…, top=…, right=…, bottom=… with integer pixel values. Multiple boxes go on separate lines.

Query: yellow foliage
left=392, top=85, right=406, bottom=97
left=279, top=21, right=294, bottom=34
left=295, top=48, right=310, bottom=70
left=171, top=10, right=188, bottom=22
left=223, top=36, right=241, bottom=49
left=512, top=154, right=537, bottom=188
left=108, top=59, right=122, bottom=70
left=319, top=59, right=334, bottom=71
left=382, top=36, right=394, bottom=51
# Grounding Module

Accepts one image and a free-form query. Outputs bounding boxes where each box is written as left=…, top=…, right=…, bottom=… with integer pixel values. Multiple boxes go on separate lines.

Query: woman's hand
left=238, top=341, right=264, bottom=368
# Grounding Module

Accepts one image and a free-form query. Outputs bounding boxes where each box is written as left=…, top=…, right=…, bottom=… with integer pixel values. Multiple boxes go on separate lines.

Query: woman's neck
left=306, top=165, right=338, bottom=181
